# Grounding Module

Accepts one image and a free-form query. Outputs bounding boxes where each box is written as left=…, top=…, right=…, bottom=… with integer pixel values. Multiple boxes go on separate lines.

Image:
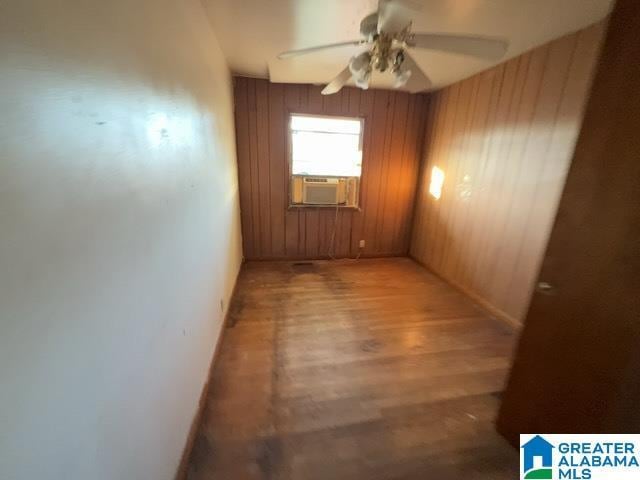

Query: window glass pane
left=291, top=115, right=362, bottom=135
left=290, top=115, right=363, bottom=177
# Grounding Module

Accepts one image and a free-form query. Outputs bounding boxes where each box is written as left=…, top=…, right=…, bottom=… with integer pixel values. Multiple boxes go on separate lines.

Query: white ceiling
left=203, top=0, right=613, bottom=92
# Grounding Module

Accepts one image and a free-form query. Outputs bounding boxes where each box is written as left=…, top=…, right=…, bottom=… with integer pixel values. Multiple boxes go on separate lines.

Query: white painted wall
left=0, top=0, right=242, bottom=478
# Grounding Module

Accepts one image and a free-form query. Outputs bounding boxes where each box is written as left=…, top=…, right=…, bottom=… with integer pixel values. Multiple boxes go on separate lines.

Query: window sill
left=288, top=204, right=361, bottom=211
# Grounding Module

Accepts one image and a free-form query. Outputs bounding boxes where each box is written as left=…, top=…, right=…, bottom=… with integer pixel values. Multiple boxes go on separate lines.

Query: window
left=290, top=114, right=363, bottom=177
left=289, top=114, right=363, bottom=207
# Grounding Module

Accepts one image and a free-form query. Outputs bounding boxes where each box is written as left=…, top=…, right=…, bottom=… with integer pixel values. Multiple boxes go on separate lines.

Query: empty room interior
left=2, top=0, right=640, bottom=479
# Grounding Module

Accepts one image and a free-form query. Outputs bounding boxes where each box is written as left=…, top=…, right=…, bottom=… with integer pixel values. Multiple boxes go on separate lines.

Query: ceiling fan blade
left=277, top=40, right=364, bottom=59
left=402, top=52, right=432, bottom=94
left=377, top=0, right=420, bottom=34
left=322, top=67, right=352, bottom=95
left=409, top=33, right=508, bottom=60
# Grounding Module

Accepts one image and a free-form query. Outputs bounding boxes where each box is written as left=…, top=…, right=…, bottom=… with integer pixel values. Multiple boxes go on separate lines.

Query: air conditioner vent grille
left=305, top=184, right=338, bottom=204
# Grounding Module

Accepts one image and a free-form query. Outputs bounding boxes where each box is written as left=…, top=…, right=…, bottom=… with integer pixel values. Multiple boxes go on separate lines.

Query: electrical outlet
left=359, top=239, right=365, bottom=248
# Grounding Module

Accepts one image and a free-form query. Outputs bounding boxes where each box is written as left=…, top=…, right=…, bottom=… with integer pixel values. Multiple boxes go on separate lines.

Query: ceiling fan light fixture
left=355, top=74, right=370, bottom=90
left=349, top=52, right=372, bottom=90
left=394, top=68, right=412, bottom=88
left=349, top=52, right=371, bottom=75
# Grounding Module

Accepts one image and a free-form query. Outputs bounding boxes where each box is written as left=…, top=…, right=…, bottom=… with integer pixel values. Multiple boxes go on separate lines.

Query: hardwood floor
left=186, top=258, right=518, bottom=479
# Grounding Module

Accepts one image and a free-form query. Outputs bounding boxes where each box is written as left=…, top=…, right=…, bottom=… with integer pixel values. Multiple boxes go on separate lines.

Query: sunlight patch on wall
left=429, top=166, right=445, bottom=200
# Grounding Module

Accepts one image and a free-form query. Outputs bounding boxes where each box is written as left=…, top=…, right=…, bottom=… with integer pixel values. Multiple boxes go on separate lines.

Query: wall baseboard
left=174, top=265, right=243, bottom=480
left=409, top=255, right=521, bottom=330
left=243, top=252, right=410, bottom=261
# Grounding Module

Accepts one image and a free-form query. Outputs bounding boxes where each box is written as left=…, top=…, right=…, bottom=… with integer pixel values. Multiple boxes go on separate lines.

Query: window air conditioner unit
left=303, top=177, right=346, bottom=205
left=290, top=177, right=346, bottom=205
left=291, top=176, right=357, bottom=206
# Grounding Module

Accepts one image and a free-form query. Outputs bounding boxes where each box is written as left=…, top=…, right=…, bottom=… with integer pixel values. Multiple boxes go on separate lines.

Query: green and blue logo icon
left=522, top=435, right=555, bottom=479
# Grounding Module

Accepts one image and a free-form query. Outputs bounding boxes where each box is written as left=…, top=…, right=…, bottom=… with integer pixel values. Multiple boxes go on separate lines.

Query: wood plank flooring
left=187, top=258, right=518, bottom=479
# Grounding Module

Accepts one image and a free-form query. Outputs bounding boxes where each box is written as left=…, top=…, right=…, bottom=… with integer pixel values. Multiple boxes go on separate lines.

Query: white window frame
left=287, top=113, right=365, bottom=209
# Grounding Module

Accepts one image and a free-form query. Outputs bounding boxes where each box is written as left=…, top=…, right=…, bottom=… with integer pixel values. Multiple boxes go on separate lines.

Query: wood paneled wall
left=410, top=22, right=606, bottom=325
left=499, top=0, right=640, bottom=439
left=234, top=78, right=428, bottom=260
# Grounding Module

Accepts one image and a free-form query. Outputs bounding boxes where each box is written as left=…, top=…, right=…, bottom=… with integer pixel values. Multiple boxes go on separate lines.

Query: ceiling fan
left=277, top=0, right=509, bottom=95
